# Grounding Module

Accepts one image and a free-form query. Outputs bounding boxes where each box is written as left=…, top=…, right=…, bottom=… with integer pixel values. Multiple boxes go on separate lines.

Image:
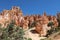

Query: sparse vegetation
left=0, top=21, right=25, bottom=40
left=28, top=38, right=32, bottom=40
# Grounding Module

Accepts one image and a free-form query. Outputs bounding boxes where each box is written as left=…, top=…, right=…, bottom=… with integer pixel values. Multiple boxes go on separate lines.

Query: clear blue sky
left=0, top=0, right=60, bottom=16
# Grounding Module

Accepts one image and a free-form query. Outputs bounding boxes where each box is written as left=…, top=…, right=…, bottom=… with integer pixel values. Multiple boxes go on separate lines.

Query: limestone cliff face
left=0, top=7, right=59, bottom=38
left=0, top=6, right=23, bottom=28
left=0, top=6, right=58, bottom=31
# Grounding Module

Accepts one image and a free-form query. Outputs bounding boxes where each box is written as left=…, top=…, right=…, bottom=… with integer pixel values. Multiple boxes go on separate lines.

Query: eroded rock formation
left=0, top=7, right=59, bottom=37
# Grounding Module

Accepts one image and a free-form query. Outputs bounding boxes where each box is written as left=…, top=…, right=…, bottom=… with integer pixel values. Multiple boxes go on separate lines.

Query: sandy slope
left=45, top=31, right=60, bottom=40
left=24, top=27, right=46, bottom=40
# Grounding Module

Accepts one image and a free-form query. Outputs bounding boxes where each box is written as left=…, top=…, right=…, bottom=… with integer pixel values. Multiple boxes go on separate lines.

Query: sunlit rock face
left=0, top=6, right=23, bottom=28
left=0, top=6, right=59, bottom=37
left=48, top=16, right=58, bottom=28
left=24, top=27, right=47, bottom=40
left=0, top=15, right=5, bottom=28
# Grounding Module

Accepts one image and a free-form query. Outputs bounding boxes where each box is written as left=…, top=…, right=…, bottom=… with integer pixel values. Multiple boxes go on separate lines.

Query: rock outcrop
left=0, top=6, right=23, bottom=28
left=0, top=7, right=59, bottom=38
